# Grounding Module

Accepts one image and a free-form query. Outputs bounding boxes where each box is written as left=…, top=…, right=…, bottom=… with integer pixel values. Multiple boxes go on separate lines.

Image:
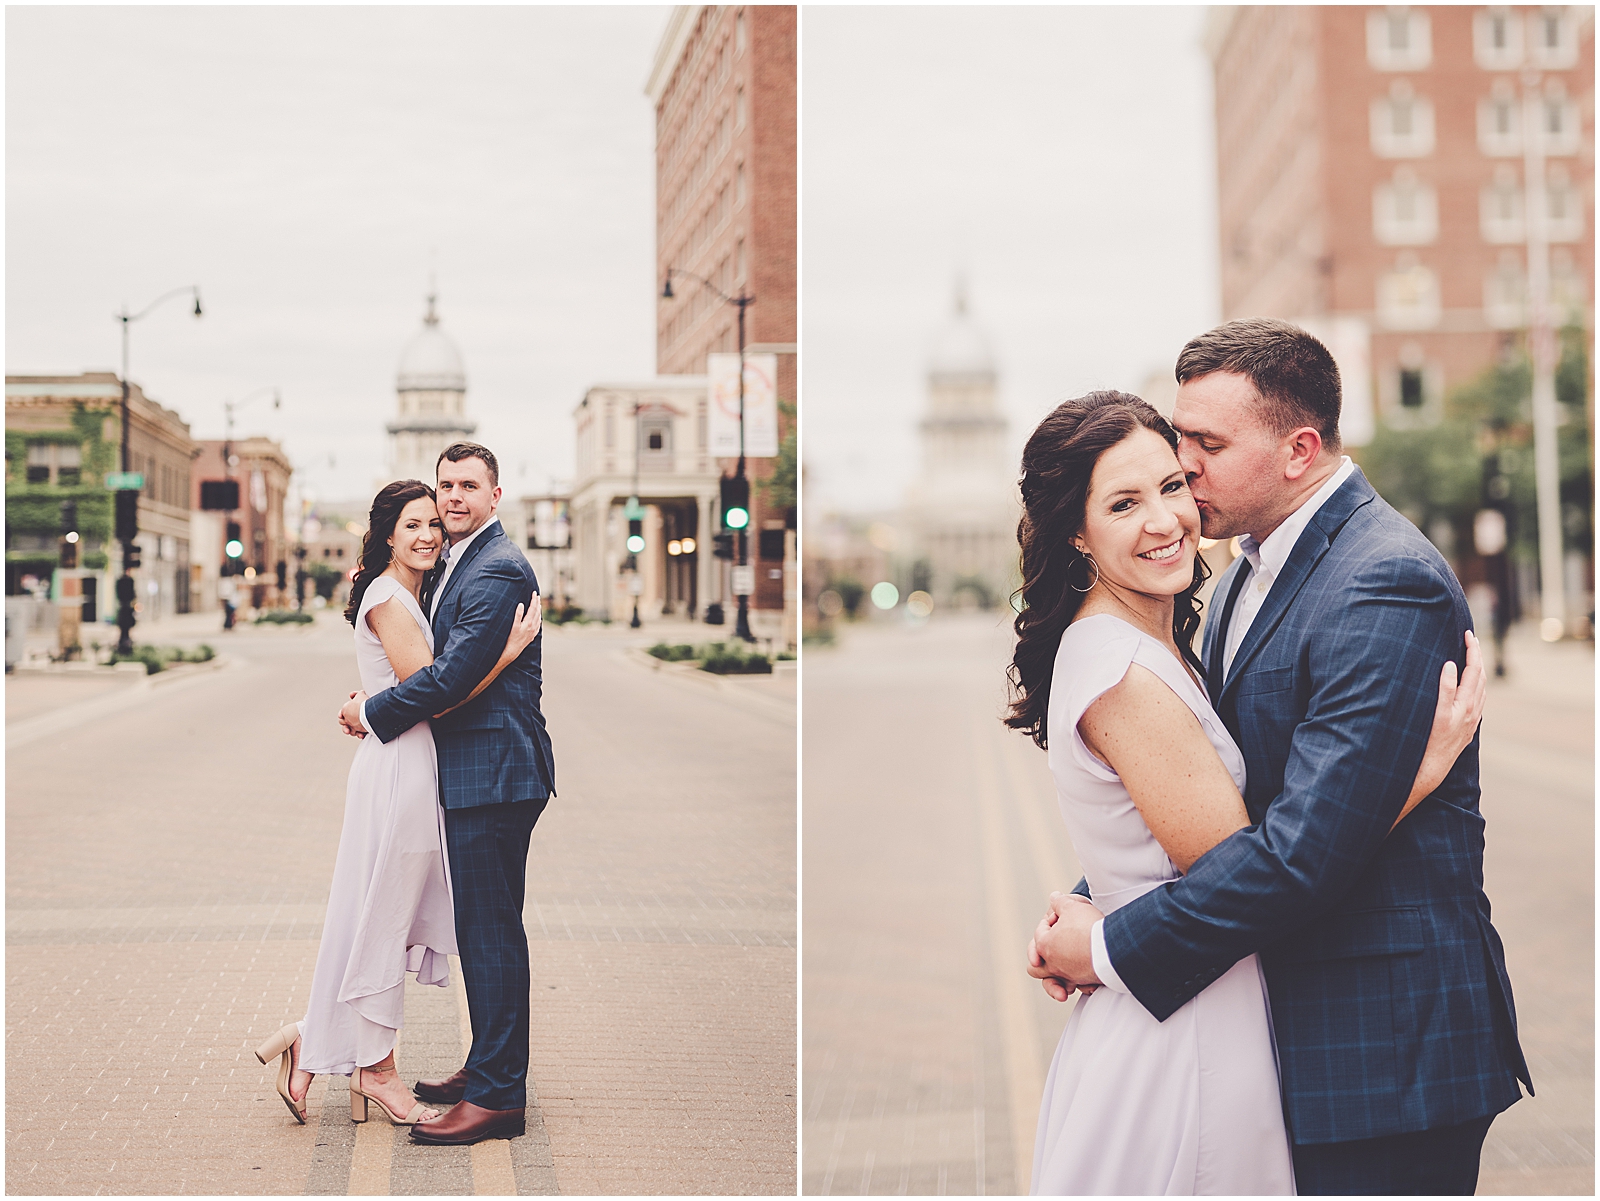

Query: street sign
left=731, top=565, right=754, bottom=596
left=105, top=472, right=144, bottom=490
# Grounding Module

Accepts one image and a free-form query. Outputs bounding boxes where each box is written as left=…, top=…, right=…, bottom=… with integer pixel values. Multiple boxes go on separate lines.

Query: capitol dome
left=396, top=294, right=466, bottom=392
left=927, top=281, right=996, bottom=378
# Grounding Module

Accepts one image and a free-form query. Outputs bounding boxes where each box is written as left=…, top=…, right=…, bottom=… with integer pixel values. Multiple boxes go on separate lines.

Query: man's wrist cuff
left=1090, top=918, right=1131, bottom=995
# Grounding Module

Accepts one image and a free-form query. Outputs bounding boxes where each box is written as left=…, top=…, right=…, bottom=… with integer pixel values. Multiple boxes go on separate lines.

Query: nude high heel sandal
left=254, top=1023, right=307, bottom=1124
left=349, top=1065, right=434, bottom=1126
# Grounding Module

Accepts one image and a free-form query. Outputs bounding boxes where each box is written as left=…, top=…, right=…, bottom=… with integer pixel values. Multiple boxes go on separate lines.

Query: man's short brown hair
left=1175, top=318, right=1343, bottom=452
left=437, top=441, right=499, bottom=486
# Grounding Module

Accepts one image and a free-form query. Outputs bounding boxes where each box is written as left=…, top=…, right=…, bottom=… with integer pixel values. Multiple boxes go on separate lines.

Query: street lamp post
left=661, top=267, right=756, bottom=640
left=1521, top=69, right=1565, bottom=641
left=114, top=285, right=202, bottom=654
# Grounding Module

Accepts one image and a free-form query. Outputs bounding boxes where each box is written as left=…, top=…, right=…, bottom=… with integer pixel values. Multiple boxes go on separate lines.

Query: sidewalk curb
left=619, top=645, right=796, bottom=722
left=7, top=655, right=239, bottom=750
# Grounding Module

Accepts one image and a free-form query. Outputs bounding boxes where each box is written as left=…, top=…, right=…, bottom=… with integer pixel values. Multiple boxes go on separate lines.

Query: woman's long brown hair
left=1005, top=391, right=1208, bottom=749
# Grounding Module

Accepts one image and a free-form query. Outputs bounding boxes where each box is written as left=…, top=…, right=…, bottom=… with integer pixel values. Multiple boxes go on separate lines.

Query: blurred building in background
left=387, top=291, right=475, bottom=487
left=568, top=377, right=720, bottom=622
left=6, top=373, right=199, bottom=648
left=901, top=284, right=1019, bottom=611
left=1206, top=4, right=1594, bottom=640
left=191, top=437, right=292, bottom=615
left=516, top=492, right=576, bottom=613
left=648, top=4, right=797, bottom=643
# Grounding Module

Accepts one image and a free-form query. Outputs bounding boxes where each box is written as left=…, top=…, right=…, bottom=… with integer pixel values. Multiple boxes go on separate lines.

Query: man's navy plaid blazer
left=1101, top=468, right=1530, bottom=1146
left=363, top=519, right=556, bottom=808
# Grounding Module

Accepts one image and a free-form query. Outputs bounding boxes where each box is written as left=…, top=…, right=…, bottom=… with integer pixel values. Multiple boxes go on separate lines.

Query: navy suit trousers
left=1292, top=1113, right=1495, bottom=1195
left=444, top=796, right=548, bottom=1111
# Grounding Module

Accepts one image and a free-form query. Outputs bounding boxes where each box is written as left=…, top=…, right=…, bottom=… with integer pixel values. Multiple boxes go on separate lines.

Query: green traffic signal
left=725, top=505, right=749, bottom=530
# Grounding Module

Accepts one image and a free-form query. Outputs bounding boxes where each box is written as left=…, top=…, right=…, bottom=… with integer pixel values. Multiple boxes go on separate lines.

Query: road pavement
left=802, top=613, right=1592, bottom=1196
left=6, top=611, right=796, bottom=1195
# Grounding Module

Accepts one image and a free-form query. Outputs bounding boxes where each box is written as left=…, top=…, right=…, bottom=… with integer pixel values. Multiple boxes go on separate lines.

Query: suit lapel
left=1207, top=560, right=1251, bottom=707
left=1218, top=469, right=1378, bottom=703
left=433, top=520, right=504, bottom=627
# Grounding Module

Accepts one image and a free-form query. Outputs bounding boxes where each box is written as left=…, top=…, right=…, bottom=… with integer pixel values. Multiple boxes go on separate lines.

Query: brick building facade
left=1207, top=6, right=1593, bottom=429
left=648, top=5, right=796, bottom=626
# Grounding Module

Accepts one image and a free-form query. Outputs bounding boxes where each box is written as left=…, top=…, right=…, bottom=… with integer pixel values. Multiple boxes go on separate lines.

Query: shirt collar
left=1238, top=457, right=1354, bottom=580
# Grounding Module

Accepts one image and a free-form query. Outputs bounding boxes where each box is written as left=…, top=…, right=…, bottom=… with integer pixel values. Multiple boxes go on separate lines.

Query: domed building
left=387, top=292, right=476, bottom=485
left=902, top=283, right=1020, bottom=610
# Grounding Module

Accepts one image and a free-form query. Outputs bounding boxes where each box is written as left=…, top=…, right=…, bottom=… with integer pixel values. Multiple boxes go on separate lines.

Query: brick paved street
left=802, top=613, right=1591, bottom=1196
left=7, top=612, right=796, bottom=1195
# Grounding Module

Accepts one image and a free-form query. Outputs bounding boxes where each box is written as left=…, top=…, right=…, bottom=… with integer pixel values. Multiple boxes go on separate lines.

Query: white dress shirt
left=359, top=514, right=500, bottom=733
left=1088, top=457, right=1355, bottom=996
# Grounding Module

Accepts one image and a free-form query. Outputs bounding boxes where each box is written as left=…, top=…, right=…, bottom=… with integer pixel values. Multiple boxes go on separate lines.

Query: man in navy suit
left=339, top=441, right=556, bottom=1146
left=1034, top=320, right=1529, bottom=1194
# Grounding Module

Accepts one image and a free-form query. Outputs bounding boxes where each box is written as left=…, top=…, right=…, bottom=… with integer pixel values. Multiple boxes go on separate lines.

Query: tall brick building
left=647, top=5, right=796, bottom=630
left=1206, top=6, right=1593, bottom=430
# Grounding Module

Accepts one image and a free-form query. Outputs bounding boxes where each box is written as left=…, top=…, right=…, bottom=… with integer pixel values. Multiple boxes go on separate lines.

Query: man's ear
left=1282, top=426, right=1325, bottom=482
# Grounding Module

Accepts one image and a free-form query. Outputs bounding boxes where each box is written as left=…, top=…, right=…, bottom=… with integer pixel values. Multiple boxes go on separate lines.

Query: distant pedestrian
left=255, top=470, right=540, bottom=1130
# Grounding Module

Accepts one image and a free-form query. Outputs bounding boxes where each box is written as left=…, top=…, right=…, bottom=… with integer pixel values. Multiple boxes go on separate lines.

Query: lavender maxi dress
left=297, top=575, right=458, bottom=1075
left=1030, top=614, right=1295, bottom=1196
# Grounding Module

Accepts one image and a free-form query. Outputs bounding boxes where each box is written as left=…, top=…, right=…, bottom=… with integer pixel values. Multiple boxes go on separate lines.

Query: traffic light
left=115, top=488, right=140, bottom=542
left=712, top=532, right=735, bottom=560
left=199, top=479, right=240, bottom=510
left=124, top=541, right=141, bottom=570
left=720, top=474, right=750, bottom=530
left=225, top=521, right=244, bottom=568
left=626, top=518, right=645, bottom=554
left=275, top=559, right=288, bottom=590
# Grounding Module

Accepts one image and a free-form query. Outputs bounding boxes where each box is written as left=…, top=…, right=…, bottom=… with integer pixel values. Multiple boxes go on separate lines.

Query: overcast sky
left=803, top=6, right=1221, bottom=515
left=6, top=5, right=670, bottom=506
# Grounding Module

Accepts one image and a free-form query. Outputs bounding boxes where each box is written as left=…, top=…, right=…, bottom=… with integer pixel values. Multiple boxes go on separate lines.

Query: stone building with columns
left=902, top=288, right=1020, bottom=610
left=568, top=377, right=722, bottom=623
left=388, top=293, right=476, bottom=487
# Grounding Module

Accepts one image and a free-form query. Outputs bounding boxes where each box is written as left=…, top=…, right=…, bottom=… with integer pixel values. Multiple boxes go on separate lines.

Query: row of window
left=1374, top=249, right=1587, bottom=330
left=1367, top=7, right=1580, bottom=72
left=1371, top=81, right=1581, bottom=158
left=1373, top=164, right=1585, bottom=246
left=658, top=11, right=745, bottom=173
left=663, top=95, right=745, bottom=237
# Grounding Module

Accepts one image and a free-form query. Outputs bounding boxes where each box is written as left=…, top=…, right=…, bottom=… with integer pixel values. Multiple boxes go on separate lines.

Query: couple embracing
left=1017, top=320, right=1530, bottom=1195
left=254, top=441, right=555, bottom=1147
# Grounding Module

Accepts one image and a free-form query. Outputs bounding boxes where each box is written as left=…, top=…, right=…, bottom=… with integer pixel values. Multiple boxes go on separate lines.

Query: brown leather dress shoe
left=412, top=1068, right=470, bottom=1105
left=409, top=1100, right=525, bottom=1145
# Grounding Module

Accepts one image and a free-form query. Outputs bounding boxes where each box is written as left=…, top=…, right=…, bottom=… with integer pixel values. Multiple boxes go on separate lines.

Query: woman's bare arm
left=367, top=598, right=434, bottom=682
left=1079, top=665, right=1248, bottom=873
left=1081, top=632, right=1489, bottom=872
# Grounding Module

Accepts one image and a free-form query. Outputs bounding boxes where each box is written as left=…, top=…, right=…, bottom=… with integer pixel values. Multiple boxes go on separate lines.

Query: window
left=737, top=163, right=746, bottom=206
left=736, top=87, right=746, bottom=130
left=1528, top=8, right=1577, bottom=68
left=736, top=11, right=745, bottom=55
left=1484, top=250, right=1525, bottom=329
left=736, top=239, right=746, bottom=281
left=1371, top=82, right=1435, bottom=157
left=1399, top=368, right=1425, bottom=408
left=1367, top=8, right=1431, bottom=70
left=1540, top=85, right=1579, bottom=156
left=1550, top=249, right=1586, bottom=321
left=1477, top=84, right=1521, bottom=156
left=1373, top=167, right=1438, bottom=244
left=25, top=444, right=50, bottom=484
left=1473, top=8, right=1522, bottom=69
left=56, top=445, right=81, bottom=487
left=1546, top=166, right=1582, bottom=242
left=1376, top=254, right=1441, bottom=329
left=1480, top=164, right=1524, bottom=242
left=1384, top=343, right=1441, bottom=424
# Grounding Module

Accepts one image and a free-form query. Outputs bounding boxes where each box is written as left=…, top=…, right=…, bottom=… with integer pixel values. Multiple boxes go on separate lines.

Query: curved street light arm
left=120, top=284, right=203, bottom=325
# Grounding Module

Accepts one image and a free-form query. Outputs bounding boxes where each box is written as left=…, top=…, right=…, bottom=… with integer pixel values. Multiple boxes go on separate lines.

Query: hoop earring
left=1069, top=552, right=1100, bottom=593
